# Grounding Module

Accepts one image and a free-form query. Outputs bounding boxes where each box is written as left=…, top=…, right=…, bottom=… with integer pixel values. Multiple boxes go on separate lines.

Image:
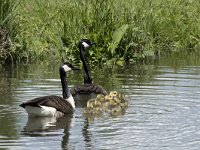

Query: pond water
left=0, top=53, right=200, bottom=150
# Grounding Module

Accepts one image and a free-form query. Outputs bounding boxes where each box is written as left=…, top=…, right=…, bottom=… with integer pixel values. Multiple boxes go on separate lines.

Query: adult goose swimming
left=19, top=62, right=79, bottom=117
left=70, top=39, right=107, bottom=104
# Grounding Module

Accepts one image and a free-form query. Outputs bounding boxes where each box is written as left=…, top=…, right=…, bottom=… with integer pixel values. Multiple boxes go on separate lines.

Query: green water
left=0, top=53, right=200, bottom=149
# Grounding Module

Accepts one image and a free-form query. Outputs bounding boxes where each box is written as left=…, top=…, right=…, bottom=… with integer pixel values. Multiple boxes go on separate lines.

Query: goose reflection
left=82, top=118, right=92, bottom=147
left=22, top=114, right=74, bottom=149
left=81, top=109, right=127, bottom=149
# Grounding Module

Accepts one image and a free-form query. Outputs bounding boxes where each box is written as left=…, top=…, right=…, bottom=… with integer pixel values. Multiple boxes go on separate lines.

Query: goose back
left=70, top=84, right=107, bottom=96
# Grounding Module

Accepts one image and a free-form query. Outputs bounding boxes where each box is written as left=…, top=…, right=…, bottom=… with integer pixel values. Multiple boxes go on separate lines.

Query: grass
left=0, top=0, right=20, bottom=64
left=1, top=0, right=200, bottom=64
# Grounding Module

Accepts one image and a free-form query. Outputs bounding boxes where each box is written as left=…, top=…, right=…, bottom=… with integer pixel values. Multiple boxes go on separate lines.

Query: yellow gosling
left=104, top=95, right=113, bottom=100
left=113, top=97, right=128, bottom=108
left=93, top=100, right=103, bottom=111
left=83, top=107, right=102, bottom=115
left=86, top=99, right=96, bottom=108
left=119, top=101, right=128, bottom=108
left=110, top=108, right=126, bottom=117
left=112, top=96, right=121, bottom=103
left=109, top=91, right=118, bottom=97
left=118, top=92, right=125, bottom=101
left=105, top=101, right=122, bottom=114
left=84, top=91, right=128, bottom=118
left=83, top=97, right=103, bottom=115
left=83, top=107, right=94, bottom=115
left=83, top=104, right=102, bottom=115
left=110, top=92, right=127, bottom=107
left=83, top=99, right=95, bottom=114
left=96, top=94, right=105, bottom=100
left=99, top=98, right=111, bottom=110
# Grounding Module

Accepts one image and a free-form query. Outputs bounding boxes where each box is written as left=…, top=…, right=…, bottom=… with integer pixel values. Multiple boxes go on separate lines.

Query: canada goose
left=19, top=62, right=79, bottom=117
left=70, top=39, right=107, bottom=103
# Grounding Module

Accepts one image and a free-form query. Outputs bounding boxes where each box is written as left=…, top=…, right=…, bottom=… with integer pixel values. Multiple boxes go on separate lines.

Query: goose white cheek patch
left=63, top=65, right=71, bottom=72
left=82, top=42, right=90, bottom=48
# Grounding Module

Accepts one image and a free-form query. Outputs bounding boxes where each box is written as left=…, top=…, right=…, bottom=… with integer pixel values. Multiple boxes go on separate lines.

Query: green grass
left=0, top=0, right=20, bottom=64
left=0, top=0, right=14, bottom=62
left=2, top=0, right=200, bottom=64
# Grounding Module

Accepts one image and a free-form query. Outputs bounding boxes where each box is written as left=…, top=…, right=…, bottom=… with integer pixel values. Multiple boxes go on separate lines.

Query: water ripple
left=0, top=63, right=200, bottom=150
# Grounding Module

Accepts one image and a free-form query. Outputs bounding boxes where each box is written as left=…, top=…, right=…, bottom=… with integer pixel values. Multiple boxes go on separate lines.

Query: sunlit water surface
left=0, top=54, right=200, bottom=150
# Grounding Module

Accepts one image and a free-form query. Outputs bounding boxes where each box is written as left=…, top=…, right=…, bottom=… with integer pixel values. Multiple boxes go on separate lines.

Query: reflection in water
left=0, top=64, right=21, bottom=140
left=80, top=105, right=128, bottom=148
left=83, top=107, right=127, bottom=123
left=82, top=118, right=92, bottom=148
left=22, top=115, right=74, bottom=149
left=24, top=117, right=57, bottom=132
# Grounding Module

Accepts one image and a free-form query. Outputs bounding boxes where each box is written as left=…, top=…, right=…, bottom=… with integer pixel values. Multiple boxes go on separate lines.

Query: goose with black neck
left=70, top=39, right=107, bottom=106
left=19, top=62, right=79, bottom=118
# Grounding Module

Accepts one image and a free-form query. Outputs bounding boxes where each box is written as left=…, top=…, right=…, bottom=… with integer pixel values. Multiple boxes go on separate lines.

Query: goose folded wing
left=20, top=95, right=74, bottom=114
left=39, top=95, right=74, bottom=114
left=70, top=84, right=107, bottom=95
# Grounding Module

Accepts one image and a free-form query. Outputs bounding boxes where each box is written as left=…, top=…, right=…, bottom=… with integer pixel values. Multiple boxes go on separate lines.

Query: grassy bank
left=1, top=0, right=200, bottom=64
left=0, top=0, right=17, bottom=64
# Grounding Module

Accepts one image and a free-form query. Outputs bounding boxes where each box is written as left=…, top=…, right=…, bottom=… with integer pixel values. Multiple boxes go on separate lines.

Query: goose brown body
left=19, top=95, right=74, bottom=115
left=19, top=62, right=78, bottom=117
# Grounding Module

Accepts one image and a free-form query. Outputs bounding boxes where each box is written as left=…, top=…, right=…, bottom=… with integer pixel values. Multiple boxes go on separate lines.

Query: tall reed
left=0, top=0, right=19, bottom=63
left=7, top=0, right=200, bottom=64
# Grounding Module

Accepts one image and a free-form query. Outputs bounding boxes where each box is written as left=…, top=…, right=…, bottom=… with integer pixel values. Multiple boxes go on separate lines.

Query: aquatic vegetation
left=0, top=0, right=19, bottom=63
left=2, top=0, right=200, bottom=64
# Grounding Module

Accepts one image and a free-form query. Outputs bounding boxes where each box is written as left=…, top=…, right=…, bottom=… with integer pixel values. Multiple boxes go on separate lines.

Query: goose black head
left=60, top=62, right=80, bottom=73
left=79, top=39, right=96, bottom=49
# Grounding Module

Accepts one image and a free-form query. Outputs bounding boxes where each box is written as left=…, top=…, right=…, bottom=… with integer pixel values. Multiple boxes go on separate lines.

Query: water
left=0, top=54, right=200, bottom=150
